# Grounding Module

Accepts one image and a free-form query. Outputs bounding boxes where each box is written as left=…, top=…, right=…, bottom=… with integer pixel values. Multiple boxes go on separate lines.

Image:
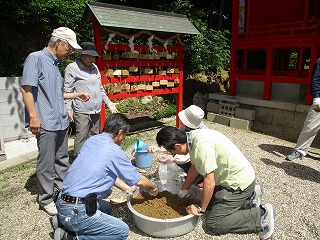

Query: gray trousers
left=36, top=128, right=69, bottom=205
left=73, top=112, right=100, bottom=157
left=206, top=181, right=261, bottom=235
left=295, top=104, right=320, bottom=156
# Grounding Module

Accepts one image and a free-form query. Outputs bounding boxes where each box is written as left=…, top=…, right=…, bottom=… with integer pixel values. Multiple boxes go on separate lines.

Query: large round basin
left=127, top=181, right=201, bottom=238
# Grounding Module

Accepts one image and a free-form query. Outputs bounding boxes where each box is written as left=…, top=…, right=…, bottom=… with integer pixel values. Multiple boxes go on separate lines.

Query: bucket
left=135, top=144, right=153, bottom=169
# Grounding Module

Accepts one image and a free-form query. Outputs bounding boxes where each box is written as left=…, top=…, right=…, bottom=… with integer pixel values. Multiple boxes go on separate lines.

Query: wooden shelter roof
left=83, top=2, right=199, bottom=40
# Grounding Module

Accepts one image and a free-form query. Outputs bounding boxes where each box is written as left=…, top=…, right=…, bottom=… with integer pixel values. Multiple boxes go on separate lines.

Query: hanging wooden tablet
left=160, top=52, right=167, bottom=58
left=174, top=78, right=180, bottom=84
left=152, top=81, right=160, bottom=87
left=131, top=84, right=138, bottom=91
left=122, top=52, right=130, bottom=59
left=158, top=70, right=166, bottom=75
left=103, top=68, right=114, bottom=77
left=138, top=83, right=146, bottom=90
left=167, top=81, right=175, bottom=87
left=173, top=68, right=180, bottom=73
left=122, top=70, right=129, bottom=76
left=122, top=83, right=131, bottom=91
left=167, top=68, right=175, bottom=74
left=113, top=69, right=122, bottom=76
left=129, top=53, right=139, bottom=59
left=160, top=79, right=168, bottom=85
left=113, top=53, right=119, bottom=60
left=146, top=84, right=153, bottom=90
left=102, top=54, right=111, bottom=61
left=129, top=66, right=139, bottom=72
left=144, top=68, right=153, bottom=74
left=112, top=84, right=121, bottom=93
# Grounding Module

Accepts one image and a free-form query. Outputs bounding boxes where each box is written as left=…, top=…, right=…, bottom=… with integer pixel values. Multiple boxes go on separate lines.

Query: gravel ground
left=0, top=117, right=319, bottom=240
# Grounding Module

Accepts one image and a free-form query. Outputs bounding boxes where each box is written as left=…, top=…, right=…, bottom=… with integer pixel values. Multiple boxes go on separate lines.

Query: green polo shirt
left=188, top=129, right=255, bottom=190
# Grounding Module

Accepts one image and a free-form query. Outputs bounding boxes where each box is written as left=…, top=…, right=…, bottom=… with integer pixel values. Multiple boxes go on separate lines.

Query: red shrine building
left=229, top=0, right=320, bottom=105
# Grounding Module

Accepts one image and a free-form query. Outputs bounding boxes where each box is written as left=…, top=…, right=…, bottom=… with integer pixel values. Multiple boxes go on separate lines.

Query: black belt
left=61, top=193, right=86, bottom=204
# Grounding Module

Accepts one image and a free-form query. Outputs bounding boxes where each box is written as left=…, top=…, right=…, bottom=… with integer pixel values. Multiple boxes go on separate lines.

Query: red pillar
left=263, top=47, right=273, bottom=100
left=176, top=35, right=184, bottom=127
left=91, top=20, right=107, bottom=131
left=229, top=0, right=240, bottom=96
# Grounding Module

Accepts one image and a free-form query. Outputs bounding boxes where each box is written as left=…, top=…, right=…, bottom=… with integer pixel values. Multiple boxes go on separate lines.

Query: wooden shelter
left=82, top=2, right=199, bottom=128
left=229, top=0, right=320, bottom=104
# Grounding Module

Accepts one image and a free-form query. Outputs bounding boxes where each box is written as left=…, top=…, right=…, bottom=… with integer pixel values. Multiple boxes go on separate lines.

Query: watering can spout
left=133, top=140, right=145, bottom=152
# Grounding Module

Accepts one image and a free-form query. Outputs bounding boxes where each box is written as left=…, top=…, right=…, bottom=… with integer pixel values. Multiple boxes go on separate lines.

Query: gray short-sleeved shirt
left=21, top=48, right=69, bottom=131
left=64, top=59, right=111, bottom=114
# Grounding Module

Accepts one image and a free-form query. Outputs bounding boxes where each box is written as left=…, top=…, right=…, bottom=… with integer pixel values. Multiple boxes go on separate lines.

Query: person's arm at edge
left=135, top=175, right=157, bottom=192
left=64, top=92, right=90, bottom=101
left=181, top=164, right=199, bottom=190
left=21, top=85, right=41, bottom=135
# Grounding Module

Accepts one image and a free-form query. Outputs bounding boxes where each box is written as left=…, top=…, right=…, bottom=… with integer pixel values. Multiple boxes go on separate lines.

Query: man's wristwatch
left=197, top=207, right=205, bottom=214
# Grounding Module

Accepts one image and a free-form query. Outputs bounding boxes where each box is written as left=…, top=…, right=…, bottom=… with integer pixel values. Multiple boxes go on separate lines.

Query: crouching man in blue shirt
left=55, top=113, right=158, bottom=240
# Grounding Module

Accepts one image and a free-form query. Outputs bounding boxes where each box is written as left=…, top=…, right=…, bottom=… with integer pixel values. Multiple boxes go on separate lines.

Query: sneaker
left=259, top=203, right=276, bottom=240
left=250, top=184, right=264, bottom=208
left=286, top=150, right=303, bottom=161
left=40, top=202, right=58, bottom=216
left=54, top=228, right=76, bottom=240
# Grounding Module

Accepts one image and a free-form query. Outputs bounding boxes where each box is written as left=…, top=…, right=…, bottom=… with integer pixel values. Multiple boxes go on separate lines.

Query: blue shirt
left=63, top=133, right=141, bottom=198
left=21, top=48, right=68, bottom=131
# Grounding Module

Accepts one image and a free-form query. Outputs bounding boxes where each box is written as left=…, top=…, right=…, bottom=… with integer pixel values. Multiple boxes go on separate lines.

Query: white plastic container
left=127, top=181, right=201, bottom=238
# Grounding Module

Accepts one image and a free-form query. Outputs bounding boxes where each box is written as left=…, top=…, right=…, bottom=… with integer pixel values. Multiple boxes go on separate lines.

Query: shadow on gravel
left=258, top=143, right=293, bottom=157
left=128, top=116, right=166, bottom=133
left=261, top=158, right=320, bottom=183
left=24, top=149, right=76, bottom=195
left=258, top=143, right=320, bottom=161
left=24, top=172, right=37, bottom=195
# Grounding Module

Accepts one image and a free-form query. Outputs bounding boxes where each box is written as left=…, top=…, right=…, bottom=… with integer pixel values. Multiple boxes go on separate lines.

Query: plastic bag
left=158, top=162, right=187, bottom=183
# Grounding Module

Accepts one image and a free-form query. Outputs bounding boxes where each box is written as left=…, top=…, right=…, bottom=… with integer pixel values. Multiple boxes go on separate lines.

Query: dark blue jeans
left=56, top=196, right=129, bottom=240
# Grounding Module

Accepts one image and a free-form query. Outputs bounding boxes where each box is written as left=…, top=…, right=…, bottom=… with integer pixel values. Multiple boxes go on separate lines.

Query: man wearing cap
left=64, top=42, right=118, bottom=159
left=21, top=27, right=90, bottom=216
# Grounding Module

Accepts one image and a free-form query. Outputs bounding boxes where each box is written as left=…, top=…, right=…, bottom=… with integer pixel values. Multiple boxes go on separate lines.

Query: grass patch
left=0, top=176, right=9, bottom=189
left=154, top=102, right=176, bottom=119
left=121, top=135, right=139, bottom=150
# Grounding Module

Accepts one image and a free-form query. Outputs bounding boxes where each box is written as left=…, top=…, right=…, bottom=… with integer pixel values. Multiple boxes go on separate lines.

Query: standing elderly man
left=156, top=126, right=275, bottom=240
left=21, top=27, right=90, bottom=216
left=64, top=42, right=118, bottom=159
left=54, top=113, right=158, bottom=240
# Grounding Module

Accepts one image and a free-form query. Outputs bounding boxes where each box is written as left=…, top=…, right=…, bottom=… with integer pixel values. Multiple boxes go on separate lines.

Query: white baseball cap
left=178, top=105, right=204, bottom=129
left=51, top=27, right=82, bottom=50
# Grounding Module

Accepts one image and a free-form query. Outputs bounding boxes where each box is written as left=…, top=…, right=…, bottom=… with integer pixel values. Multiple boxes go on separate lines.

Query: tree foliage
left=0, top=0, right=231, bottom=77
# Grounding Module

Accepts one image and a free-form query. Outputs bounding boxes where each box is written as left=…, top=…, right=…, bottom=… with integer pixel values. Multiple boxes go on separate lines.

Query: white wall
left=0, top=77, right=32, bottom=142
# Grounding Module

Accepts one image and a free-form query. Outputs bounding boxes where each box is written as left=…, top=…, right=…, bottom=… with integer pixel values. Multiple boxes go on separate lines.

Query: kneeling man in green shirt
left=156, top=126, right=275, bottom=240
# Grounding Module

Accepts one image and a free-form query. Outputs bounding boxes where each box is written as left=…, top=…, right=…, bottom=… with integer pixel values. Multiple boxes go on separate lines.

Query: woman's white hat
left=178, top=105, right=204, bottom=129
